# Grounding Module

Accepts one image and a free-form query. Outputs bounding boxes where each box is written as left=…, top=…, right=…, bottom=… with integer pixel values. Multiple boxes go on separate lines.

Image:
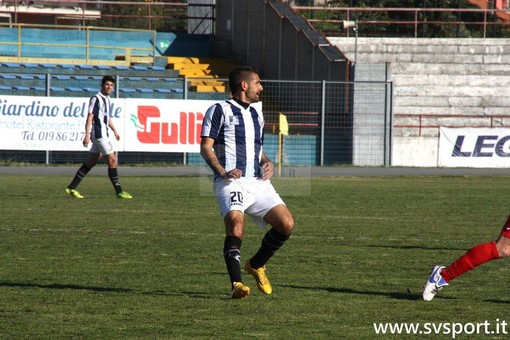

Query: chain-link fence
left=259, top=79, right=392, bottom=167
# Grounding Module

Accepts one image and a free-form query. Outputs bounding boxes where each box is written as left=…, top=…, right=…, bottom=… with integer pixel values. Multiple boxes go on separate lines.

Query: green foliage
left=2, top=174, right=510, bottom=338
left=306, top=0, right=510, bottom=38
left=95, top=0, right=187, bottom=32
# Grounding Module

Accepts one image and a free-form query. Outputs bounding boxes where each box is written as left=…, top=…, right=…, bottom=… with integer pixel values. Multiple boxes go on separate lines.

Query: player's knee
left=225, top=216, right=244, bottom=238
left=108, top=159, right=118, bottom=168
left=495, top=236, right=510, bottom=258
left=281, top=214, right=295, bottom=235
left=496, top=244, right=510, bottom=258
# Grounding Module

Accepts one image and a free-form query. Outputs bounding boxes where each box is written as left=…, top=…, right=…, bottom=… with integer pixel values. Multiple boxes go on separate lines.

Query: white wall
left=392, top=136, right=438, bottom=167
left=329, top=37, right=510, bottom=167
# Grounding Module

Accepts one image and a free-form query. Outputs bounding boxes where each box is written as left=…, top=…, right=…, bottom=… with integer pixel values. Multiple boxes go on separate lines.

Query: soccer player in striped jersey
left=200, top=66, right=295, bottom=299
left=65, top=75, right=132, bottom=199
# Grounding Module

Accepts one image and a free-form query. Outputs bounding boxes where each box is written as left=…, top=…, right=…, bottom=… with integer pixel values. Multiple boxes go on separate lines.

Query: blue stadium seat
left=54, top=75, right=71, bottom=80
left=4, top=63, right=21, bottom=68
left=131, top=65, right=148, bottom=71
left=0, top=85, right=12, bottom=90
left=31, top=86, right=45, bottom=91
left=0, top=74, right=16, bottom=79
left=95, top=65, right=111, bottom=70
left=73, top=75, right=89, bottom=80
left=59, top=64, right=75, bottom=70
left=50, top=87, right=65, bottom=92
left=163, top=78, right=177, bottom=83
left=113, top=65, right=129, bottom=71
left=119, top=88, right=136, bottom=93
left=137, top=88, right=153, bottom=93
left=146, top=77, right=159, bottom=82
left=66, top=87, right=83, bottom=92
left=78, top=64, right=94, bottom=70
left=172, top=88, right=184, bottom=93
left=34, top=75, right=46, bottom=80
left=127, top=77, right=142, bottom=81
left=19, top=75, right=35, bottom=80
left=40, top=64, right=56, bottom=69
left=83, top=87, right=97, bottom=92
left=149, top=66, right=166, bottom=71
left=13, top=86, right=30, bottom=90
left=23, top=63, right=38, bottom=69
left=155, top=88, right=171, bottom=94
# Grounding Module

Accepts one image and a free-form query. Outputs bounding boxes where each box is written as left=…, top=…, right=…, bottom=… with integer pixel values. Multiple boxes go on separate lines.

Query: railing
left=292, top=6, right=510, bottom=38
left=394, top=114, right=510, bottom=137
left=0, top=23, right=156, bottom=65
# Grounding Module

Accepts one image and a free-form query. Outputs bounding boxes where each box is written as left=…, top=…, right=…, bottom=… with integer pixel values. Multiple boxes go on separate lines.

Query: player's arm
left=108, top=118, right=120, bottom=141
left=200, top=137, right=227, bottom=179
left=200, top=137, right=242, bottom=179
left=260, top=150, right=274, bottom=180
left=82, top=112, right=94, bottom=147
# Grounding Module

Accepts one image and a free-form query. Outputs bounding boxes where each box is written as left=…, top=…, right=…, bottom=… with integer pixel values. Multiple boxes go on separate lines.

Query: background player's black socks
left=68, top=162, right=91, bottom=189
left=108, top=167, right=123, bottom=194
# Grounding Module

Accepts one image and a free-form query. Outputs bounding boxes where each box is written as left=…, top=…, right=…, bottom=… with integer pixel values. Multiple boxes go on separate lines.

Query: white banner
left=439, top=127, right=510, bottom=168
left=0, top=95, right=217, bottom=153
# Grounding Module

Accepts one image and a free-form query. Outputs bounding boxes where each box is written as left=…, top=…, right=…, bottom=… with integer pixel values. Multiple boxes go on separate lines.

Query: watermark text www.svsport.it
left=373, top=320, right=508, bottom=338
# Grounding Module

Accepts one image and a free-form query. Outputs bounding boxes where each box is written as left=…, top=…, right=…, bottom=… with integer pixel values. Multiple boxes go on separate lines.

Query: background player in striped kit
left=200, top=66, right=295, bottom=299
left=65, top=75, right=132, bottom=199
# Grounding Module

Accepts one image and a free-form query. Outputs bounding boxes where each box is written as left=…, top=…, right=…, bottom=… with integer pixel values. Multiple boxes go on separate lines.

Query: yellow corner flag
left=279, top=113, right=289, bottom=136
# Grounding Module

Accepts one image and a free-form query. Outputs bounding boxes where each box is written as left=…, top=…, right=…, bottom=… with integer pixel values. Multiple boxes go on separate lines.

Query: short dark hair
left=228, top=66, right=259, bottom=93
left=101, top=75, right=115, bottom=85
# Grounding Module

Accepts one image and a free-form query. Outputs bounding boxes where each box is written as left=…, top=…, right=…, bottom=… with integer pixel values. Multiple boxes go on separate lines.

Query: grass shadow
left=279, top=283, right=458, bottom=301
left=1, top=281, right=133, bottom=293
left=0, top=281, right=222, bottom=299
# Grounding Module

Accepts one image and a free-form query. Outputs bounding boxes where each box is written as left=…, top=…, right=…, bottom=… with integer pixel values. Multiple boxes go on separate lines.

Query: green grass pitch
left=2, top=173, right=510, bottom=338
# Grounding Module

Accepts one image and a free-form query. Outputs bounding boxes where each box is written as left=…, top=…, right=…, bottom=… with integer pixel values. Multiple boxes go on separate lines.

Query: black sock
left=250, top=228, right=290, bottom=269
left=108, top=168, right=123, bottom=194
left=224, top=236, right=243, bottom=285
left=68, top=163, right=91, bottom=189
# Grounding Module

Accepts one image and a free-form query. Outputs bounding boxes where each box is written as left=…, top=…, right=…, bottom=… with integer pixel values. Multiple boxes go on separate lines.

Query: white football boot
left=422, top=265, right=449, bottom=301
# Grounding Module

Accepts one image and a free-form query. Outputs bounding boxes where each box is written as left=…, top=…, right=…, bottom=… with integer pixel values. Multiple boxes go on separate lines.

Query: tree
left=96, top=0, right=187, bottom=32
left=304, top=0, right=510, bottom=38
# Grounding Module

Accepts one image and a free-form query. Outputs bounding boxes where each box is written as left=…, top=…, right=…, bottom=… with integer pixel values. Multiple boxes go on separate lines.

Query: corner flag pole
left=278, top=113, right=289, bottom=177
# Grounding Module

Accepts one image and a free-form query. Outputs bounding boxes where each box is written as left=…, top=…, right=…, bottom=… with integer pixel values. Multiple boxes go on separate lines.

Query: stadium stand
left=0, top=61, right=185, bottom=97
left=166, top=56, right=238, bottom=92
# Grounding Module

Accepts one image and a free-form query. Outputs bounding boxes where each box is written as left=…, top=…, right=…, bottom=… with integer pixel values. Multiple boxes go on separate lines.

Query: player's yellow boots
left=117, top=191, right=133, bottom=199
left=231, top=281, right=250, bottom=299
left=244, top=261, right=272, bottom=295
left=65, top=188, right=84, bottom=199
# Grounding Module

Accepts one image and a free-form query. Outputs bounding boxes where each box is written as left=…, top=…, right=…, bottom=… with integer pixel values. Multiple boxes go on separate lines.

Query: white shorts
left=214, top=177, right=285, bottom=228
left=89, top=138, right=115, bottom=155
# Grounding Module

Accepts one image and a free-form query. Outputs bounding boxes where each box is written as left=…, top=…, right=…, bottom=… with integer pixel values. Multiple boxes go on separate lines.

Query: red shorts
left=500, top=215, right=510, bottom=238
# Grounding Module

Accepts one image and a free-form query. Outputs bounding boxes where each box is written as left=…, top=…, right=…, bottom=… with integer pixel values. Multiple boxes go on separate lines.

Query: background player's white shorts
left=214, top=177, right=285, bottom=228
left=89, top=137, right=115, bottom=155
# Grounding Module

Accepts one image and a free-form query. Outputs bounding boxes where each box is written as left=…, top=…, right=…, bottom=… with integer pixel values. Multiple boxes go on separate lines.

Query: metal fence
left=0, top=78, right=393, bottom=167
left=293, top=6, right=510, bottom=38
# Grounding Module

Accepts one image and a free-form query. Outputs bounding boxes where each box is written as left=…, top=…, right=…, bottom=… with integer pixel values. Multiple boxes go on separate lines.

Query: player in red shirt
left=422, top=215, right=510, bottom=301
